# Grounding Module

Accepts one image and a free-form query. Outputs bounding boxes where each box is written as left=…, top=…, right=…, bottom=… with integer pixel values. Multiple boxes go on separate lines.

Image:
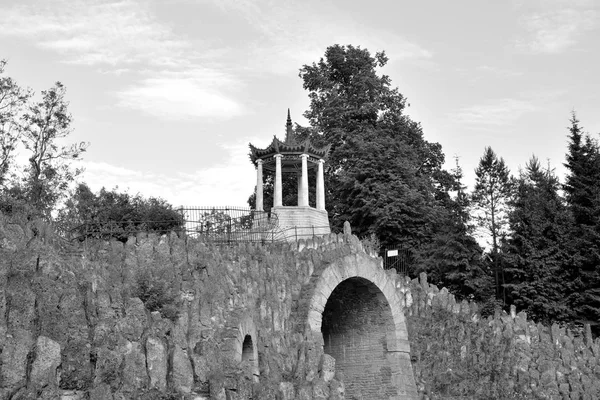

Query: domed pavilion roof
left=248, top=110, right=331, bottom=172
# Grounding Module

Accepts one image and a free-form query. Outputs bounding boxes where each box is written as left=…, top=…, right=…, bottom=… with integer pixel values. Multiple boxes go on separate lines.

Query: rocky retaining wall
left=0, top=215, right=397, bottom=400
left=402, top=273, right=600, bottom=399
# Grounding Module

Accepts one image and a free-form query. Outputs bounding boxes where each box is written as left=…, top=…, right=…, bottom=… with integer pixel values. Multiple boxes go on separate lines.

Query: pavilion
left=248, top=110, right=331, bottom=240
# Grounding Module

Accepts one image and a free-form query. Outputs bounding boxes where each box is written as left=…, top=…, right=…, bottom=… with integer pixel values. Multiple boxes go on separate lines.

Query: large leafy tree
left=562, top=113, right=600, bottom=332
left=298, top=45, right=460, bottom=251
left=471, top=146, right=512, bottom=301
left=0, top=60, right=30, bottom=186
left=19, top=82, right=88, bottom=214
left=503, top=156, right=572, bottom=323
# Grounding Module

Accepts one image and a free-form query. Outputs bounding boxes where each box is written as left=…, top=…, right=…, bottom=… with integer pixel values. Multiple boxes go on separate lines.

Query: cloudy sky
left=1, top=0, right=599, bottom=207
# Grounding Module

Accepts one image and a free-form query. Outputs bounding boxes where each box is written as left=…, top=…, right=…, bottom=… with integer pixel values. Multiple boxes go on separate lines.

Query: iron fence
left=179, top=206, right=281, bottom=244
left=381, top=245, right=414, bottom=276
left=57, top=206, right=330, bottom=244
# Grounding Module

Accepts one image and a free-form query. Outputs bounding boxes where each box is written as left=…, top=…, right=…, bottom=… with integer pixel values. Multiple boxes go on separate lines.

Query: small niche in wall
left=241, top=334, right=259, bottom=382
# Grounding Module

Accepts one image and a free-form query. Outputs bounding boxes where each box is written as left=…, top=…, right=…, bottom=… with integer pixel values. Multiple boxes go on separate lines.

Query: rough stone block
left=172, top=347, right=193, bottom=393
left=312, top=378, right=330, bottom=400
left=0, top=330, right=33, bottom=388
left=278, top=382, right=295, bottom=400
left=89, top=383, right=113, bottom=400
left=329, top=379, right=345, bottom=400
left=318, top=353, right=335, bottom=382
left=30, top=335, right=61, bottom=389
left=146, top=337, right=167, bottom=390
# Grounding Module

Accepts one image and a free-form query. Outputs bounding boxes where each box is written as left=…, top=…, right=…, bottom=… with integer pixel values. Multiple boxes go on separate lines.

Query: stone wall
left=400, top=273, right=600, bottom=399
left=0, top=215, right=416, bottom=400
left=271, top=206, right=330, bottom=241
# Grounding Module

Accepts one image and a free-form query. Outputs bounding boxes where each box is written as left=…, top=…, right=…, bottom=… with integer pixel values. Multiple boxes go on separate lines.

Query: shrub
left=133, top=269, right=180, bottom=322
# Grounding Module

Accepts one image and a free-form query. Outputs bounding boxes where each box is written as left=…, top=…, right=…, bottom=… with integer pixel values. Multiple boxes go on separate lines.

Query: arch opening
left=241, top=335, right=254, bottom=363
left=240, top=334, right=259, bottom=383
left=321, top=277, right=397, bottom=399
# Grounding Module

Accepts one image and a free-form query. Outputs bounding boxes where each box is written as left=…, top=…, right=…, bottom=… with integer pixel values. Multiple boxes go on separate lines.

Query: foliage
left=296, top=45, right=481, bottom=276
left=562, top=113, right=600, bottom=334
left=58, top=183, right=184, bottom=242
left=471, top=146, right=512, bottom=253
left=502, top=156, right=572, bottom=324
left=360, top=232, right=381, bottom=255
left=133, top=268, right=180, bottom=322
left=0, top=59, right=30, bottom=186
left=413, top=158, right=488, bottom=300
left=471, top=146, right=512, bottom=302
left=196, top=208, right=252, bottom=237
left=13, top=81, right=88, bottom=215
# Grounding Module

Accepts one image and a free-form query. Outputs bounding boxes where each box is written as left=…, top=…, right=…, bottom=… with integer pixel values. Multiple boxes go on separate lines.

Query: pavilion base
left=271, top=206, right=330, bottom=242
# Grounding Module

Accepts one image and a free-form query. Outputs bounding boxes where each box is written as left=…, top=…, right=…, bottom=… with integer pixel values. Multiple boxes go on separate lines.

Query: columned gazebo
left=249, top=110, right=331, bottom=240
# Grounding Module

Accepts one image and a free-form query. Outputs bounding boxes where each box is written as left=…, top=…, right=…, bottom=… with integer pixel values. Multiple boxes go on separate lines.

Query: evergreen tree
left=503, top=156, right=572, bottom=323
left=563, top=113, right=600, bottom=333
left=471, top=146, right=512, bottom=301
left=414, top=157, right=488, bottom=300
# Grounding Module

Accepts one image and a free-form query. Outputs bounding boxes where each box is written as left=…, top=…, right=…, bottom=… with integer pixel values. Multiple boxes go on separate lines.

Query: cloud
left=80, top=142, right=256, bottom=207
left=0, top=0, right=190, bottom=66
left=210, top=0, right=432, bottom=75
left=115, top=69, right=245, bottom=120
left=453, top=98, right=538, bottom=126
left=476, top=65, right=524, bottom=78
left=516, top=7, right=598, bottom=53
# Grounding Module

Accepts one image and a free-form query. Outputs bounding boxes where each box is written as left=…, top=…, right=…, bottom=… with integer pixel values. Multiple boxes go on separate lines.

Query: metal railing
left=56, top=207, right=331, bottom=244
left=179, top=207, right=281, bottom=244
left=381, top=245, right=414, bottom=276
left=277, top=225, right=331, bottom=242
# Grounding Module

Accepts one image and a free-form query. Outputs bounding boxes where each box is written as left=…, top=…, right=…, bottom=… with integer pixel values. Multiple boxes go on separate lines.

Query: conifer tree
left=414, top=157, right=488, bottom=299
left=563, top=113, right=600, bottom=332
left=503, top=156, right=571, bottom=323
left=471, top=146, right=512, bottom=301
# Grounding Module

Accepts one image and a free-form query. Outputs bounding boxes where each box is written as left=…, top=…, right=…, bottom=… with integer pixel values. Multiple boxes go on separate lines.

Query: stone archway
left=305, top=253, right=418, bottom=399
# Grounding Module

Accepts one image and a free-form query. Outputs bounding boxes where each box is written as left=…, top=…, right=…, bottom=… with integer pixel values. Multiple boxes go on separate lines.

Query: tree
left=298, top=45, right=461, bottom=252
left=503, top=156, right=572, bottom=323
left=59, top=184, right=184, bottom=242
left=19, top=82, right=88, bottom=214
left=562, top=113, right=600, bottom=333
left=471, top=146, right=512, bottom=301
left=413, top=157, right=488, bottom=300
left=0, top=60, right=30, bottom=186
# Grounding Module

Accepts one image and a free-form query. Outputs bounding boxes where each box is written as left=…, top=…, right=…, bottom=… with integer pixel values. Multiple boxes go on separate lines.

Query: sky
left=1, top=0, right=599, bottom=208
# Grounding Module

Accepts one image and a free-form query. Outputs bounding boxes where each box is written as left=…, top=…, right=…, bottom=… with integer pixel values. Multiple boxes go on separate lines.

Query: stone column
left=300, top=154, right=309, bottom=207
left=316, top=159, right=325, bottom=210
left=274, top=154, right=283, bottom=207
left=297, top=172, right=302, bottom=206
left=256, top=159, right=264, bottom=211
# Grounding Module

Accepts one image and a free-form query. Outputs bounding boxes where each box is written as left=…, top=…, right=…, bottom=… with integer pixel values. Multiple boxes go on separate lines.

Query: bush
left=58, top=184, right=184, bottom=242
left=133, top=269, right=180, bottom=322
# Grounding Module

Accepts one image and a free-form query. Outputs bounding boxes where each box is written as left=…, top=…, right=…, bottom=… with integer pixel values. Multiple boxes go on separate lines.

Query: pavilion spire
left=285, top=108, right=294, bottom=144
